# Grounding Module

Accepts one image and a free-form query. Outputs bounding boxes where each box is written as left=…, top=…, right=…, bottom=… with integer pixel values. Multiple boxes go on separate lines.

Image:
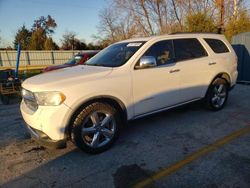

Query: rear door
left=173, top=38, right=210, bottom=102
left=204, top=38, right=234, bottom=78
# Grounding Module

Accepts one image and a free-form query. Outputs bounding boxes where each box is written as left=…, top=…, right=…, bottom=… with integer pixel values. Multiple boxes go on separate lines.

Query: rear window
left=173, top=38, right=208, bottom=62
left=204, top=38, right=229, bottom=53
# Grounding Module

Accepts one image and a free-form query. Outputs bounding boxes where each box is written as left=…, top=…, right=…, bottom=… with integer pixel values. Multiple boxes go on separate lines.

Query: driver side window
left=144, top=40, right=174, bottom=66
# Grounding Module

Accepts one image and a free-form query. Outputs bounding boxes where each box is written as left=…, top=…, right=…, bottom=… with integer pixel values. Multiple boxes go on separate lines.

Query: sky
left=0, top=0, right=111, bottom=48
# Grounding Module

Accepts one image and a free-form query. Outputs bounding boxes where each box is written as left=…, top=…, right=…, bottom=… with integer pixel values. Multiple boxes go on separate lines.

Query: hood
left=23, top=65, right=112, bottom=92
left=44, top=64, right=70, bottom=72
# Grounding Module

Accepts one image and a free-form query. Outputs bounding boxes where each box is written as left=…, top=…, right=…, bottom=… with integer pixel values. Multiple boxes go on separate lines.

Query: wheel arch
left=218, top=72, right=231, bottom=86
left=65, top=95, right=128, bottom=138
left=205, top=72, right=231, bottom=97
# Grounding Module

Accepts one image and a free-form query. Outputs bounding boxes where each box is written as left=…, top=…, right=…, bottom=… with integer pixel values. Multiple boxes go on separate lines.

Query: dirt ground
left=1, top=84, right=250, bottom=188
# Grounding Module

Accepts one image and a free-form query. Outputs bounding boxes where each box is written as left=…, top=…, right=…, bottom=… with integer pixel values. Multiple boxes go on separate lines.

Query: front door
left=132, top=40, right=181, bottom=116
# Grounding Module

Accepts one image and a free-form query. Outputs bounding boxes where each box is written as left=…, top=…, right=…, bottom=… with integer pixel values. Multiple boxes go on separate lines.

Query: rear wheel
left=71, top=102, right=121, bottom=154
left=205, top=78, right=229, bottom=111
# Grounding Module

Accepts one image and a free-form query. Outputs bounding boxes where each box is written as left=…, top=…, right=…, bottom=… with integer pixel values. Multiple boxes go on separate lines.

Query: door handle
left=208, top=62, right=217, bottom=65
left=169, top=69, right=180, bottom=73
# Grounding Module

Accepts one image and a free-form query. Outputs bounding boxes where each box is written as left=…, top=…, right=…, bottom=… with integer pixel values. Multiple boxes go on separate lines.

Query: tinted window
left=173, top=38, right=208, bottom=62
left=143, top=40, right=174, bottom=66
left=204, top=38, right=229, bottom=53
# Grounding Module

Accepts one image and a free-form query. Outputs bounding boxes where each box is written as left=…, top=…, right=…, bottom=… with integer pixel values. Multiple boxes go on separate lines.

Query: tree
left=61, top=31, right=87, bottom=50
left=12, top=15, right=58, bottom=50
left=28, top=15, right=58, bottom=50
left=32, top=15, right=57, bottom=36
left=96, top=7, right=139, bottom=46
left=13, top=25, right=32, bottom=50
left=225, top=10, right=250, bottom=41
left=96, top=0, right=220, bottom=43
left=74, top=40, right=87, bottom=50
left=185, top=12, right=217, bottom=33
left=44, top=37, right=59, bottom=50
left=98, top=8, right=118, bottom=43
left=86, top=42, right=103, bottom=50
left=29, top=28, right=46, bottom=50
left=61, top=31, right=76, bottom=50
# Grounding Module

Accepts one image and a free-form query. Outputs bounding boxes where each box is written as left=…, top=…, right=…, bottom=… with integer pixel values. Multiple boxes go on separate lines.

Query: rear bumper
left=25, top=123, right=66, bottom=149
left=231, top=70, right=238, bottom=86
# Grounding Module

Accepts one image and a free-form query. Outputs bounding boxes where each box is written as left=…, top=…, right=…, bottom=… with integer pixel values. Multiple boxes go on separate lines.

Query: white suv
left=21, top=33, right=238, bottom=153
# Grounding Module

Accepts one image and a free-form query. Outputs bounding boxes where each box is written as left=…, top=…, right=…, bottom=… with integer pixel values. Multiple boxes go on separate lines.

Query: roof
left=119, top=33, right=224, bottom=43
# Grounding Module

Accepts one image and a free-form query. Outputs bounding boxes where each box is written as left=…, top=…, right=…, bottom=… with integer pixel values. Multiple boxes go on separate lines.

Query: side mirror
left=136, top=56, right=157, bottom=69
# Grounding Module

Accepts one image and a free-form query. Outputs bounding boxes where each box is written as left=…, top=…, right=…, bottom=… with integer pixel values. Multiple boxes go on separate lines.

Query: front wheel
left=71, top=102, right=121, bottom=154
left=205, top=78, right=229, bottom=111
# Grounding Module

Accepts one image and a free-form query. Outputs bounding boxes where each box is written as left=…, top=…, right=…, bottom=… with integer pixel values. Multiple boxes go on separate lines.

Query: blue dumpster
left=232, top=32, right=250, bottom=82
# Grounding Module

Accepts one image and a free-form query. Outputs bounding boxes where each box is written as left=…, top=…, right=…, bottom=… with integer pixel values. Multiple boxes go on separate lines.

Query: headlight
left=34, top=91, right=66, bottom=106
left=22, top=88, right=38, bottom=111
left=21, top=88, right=35, bottom=101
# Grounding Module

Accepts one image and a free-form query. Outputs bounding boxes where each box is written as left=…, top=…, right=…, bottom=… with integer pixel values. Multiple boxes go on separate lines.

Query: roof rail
left=169, top=32, right=221, bottom=35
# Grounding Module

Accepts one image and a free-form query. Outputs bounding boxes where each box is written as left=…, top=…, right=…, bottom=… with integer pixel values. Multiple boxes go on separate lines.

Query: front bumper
left=25, top=123, right=66, bottom=148
left=20, top=100, right=72, bottom=145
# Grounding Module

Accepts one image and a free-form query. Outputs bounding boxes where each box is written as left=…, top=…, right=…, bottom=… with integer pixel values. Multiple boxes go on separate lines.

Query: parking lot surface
left=0, top=84, right=250, bottom=188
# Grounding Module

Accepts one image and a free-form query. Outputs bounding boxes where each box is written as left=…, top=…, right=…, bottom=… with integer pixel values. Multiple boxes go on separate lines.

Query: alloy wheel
left=81, top=111, right=116, bottom=148
left=211, top=84, right=227, bottom=108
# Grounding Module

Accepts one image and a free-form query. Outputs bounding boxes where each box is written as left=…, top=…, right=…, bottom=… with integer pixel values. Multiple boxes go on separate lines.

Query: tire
left=0, top=94, right=10, bottom=105
left=71, top=102, right=121, bottom=154
left=205, top=78, right=229, bottom=111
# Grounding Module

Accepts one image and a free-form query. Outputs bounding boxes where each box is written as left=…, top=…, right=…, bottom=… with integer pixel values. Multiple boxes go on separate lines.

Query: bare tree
left=96, top=0, right=250, bottom=43
left=171, top=0, right=183, bottom=31
left=98, top=8, right=118, bottom=42
left=61, top=31, right=81, bottom=50
left=97, top=6, right=139, bottom=45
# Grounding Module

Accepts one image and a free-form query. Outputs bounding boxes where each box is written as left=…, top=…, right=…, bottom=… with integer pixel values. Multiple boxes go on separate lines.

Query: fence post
left=51, top=51, right=55, bottom=64
left=0, top=52, right=2, bottom=67
left=26, top=51, right=30, bottom=65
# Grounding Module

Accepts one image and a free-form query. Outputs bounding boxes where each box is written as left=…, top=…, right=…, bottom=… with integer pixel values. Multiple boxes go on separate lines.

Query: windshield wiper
left=86, top=63, right=106, bottom=67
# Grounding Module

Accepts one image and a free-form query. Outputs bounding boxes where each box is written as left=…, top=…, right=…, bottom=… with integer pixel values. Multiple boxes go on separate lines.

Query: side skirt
left=132, top=98, right=202, bottom=120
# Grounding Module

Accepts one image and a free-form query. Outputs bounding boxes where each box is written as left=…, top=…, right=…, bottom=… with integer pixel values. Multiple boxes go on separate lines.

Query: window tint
left=204, top=38, right=229, bottom=53
left=143, top=40, right=174, bottom=66
left=173, top=38, right=208, bottom=62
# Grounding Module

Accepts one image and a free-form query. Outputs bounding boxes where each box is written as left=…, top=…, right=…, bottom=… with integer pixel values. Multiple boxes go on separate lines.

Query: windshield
left=65, top=55, right=82, bottom=65
left=85, top=42, right=145, bottom=67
